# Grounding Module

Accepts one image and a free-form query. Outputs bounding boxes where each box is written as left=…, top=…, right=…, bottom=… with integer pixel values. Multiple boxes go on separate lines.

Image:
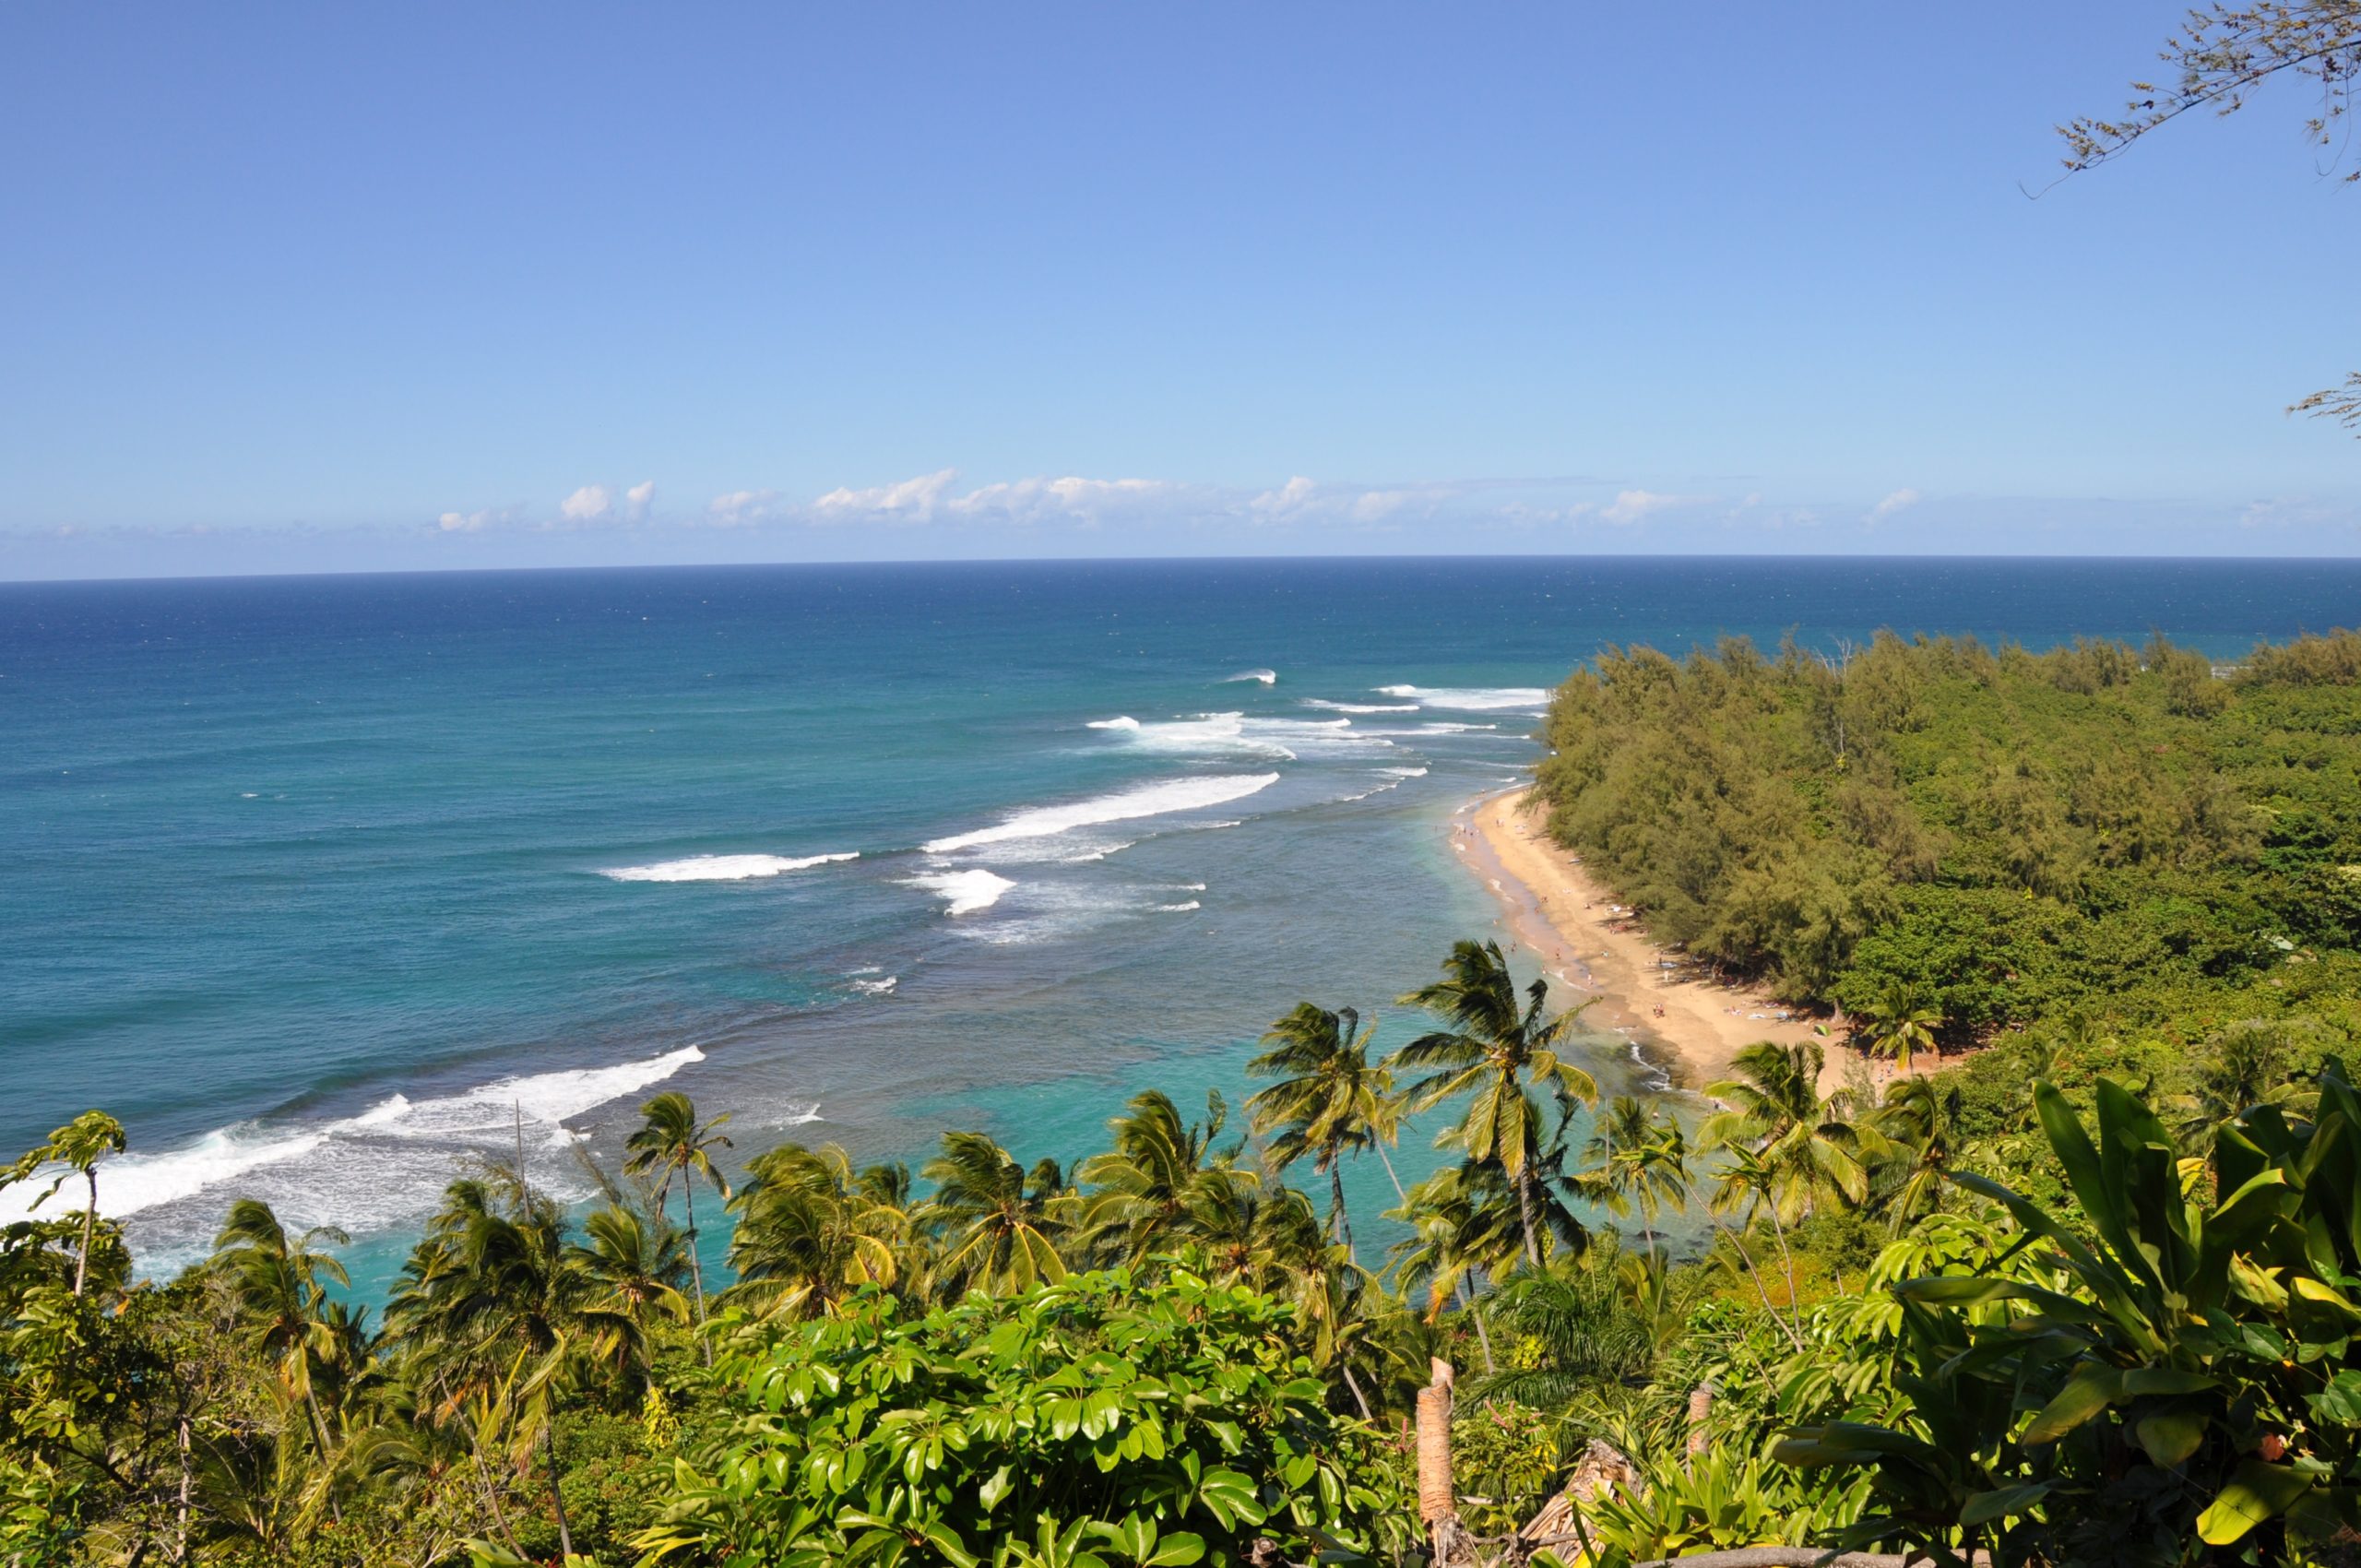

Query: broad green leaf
left=2196, top=1460, right=2313, bottom=1545
left=2022, top=1363, right=2123, bottom=1444
left=2133, top=1408, right=2207, bottom=1467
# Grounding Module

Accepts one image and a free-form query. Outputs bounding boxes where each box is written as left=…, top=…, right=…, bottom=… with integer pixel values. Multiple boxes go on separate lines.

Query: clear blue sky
left=3, top=2, right=2355, bottom=577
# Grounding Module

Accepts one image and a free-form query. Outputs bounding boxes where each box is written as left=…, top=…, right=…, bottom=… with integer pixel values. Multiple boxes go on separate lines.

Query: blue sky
left=2, top=3, right=2355, bottom=577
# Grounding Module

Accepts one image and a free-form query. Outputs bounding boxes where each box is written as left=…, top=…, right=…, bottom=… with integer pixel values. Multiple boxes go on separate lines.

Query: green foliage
left=639, top=1267, right=1413, bottom=1568
left=1536, top=632, right=2361, bottom=1033
left=1780, top=1062, right=2361, bottom=1565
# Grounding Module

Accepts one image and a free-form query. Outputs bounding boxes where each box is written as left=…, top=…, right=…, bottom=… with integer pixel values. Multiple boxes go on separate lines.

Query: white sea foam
left=1303, top=699, right=1418, bottom=714
left=602, top=851, right=859, bottom=883
left=1086, top=716, right=1141, bottom=731
left=1092, top=711, right=1391, bottom=761
left=1380, top=766, right=1430, bottom=778
left=0, top=1046, right=706, bottom=1228
left=851, top=976, right=898, bottom=995
left=1222, top=669, right=1277, bottom=684
left=1374, top=684, right=1548, bottom=711
left=922, top=773, right=1280, bottom=853
left=1157, top=900, right=1203, bottom=912
left=909, top=869, right=1017, bottom=915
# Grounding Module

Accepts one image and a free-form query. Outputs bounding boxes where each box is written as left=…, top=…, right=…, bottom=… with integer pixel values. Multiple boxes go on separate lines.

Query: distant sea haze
left=3, top=556, right=2355, bottom=1288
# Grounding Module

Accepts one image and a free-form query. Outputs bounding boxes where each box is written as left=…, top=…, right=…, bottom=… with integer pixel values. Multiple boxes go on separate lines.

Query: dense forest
left=12, top=631, right=2361, bottom=1567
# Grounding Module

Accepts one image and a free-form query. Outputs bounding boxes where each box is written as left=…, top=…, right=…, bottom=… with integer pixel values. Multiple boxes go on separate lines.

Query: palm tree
left=210, top=1199, right=354, bottom=1492
left=724, top=1143, right=906, bottom=1316
left=1698, top=1040, right=1879, bottom=1229
left=1383, top=1164, right=1525, bottom=1372
left=1872, top=1075, right=1964, bottom=1229
left=1855, top=980, right=1941, bottom=1075
left=1075, top=1089, right=1256, bottom=1265
left=623, top=1091, right=733, bottom=1357
left=6, top=1111, right=128, bottom=1298
left=1391, top=940, right=1598, bottom=1267
left=1701, top=1145, right=1809, bottom=1352
left=1246, top=1003, right=1406, bottom=1261
left=567, top=1204, right=691, bottom=1386
left=917, top=1132, right=1069, bottom=1295
left=1575, top=1097, right=1690, bottom=1256
left=387, top=1170, right=631, bottom=1559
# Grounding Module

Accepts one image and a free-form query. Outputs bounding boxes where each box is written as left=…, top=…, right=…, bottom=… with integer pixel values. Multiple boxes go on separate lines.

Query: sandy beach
left=1454, top=787, right=1848, bottom=1099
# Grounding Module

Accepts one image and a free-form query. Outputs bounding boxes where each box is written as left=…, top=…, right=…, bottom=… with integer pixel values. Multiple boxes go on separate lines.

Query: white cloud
left=947, top=475, right=1171, bottom=523
left=1867, top=488, right=1921, bottom=524
left=1596, top=489, right=1706, bottom=526
left=812, top=469, right=959, bottom=521
left=624, top=481, right=655, bottom=520
left=439, top=509, right=492, bottom=532
left=706, top=489, right=781, bottom=526
left=1250, top=476, right=1322, bottom=517
left=560, top=484, right=611, bottom=522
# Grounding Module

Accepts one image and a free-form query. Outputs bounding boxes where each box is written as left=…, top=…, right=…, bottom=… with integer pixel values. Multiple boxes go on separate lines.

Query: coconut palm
left=1074, top=1089, right=1256, bottom=1265
left=1701, top=1145, right=1809, bottom=1351
left=1245, top=1003, right=1407, bottom=1260
left=388, top=1170, right=633, bottom=1560
left=210, top=1199, right=355, bottom=1487
left=6, top=1110, right=128, bottom=1298
left=1575, top=1097, right=1691, bottom=1256
left=1698, top=1040, right=1879, bottom=1229
left=724, top=1143, right=906, bottom=1317
left=1871, top=1075, right=1964, bottom=1229
left=1391, top=940, right=1598, bottom=1267
left=623, top=1091, right=733, bottom=1354
left=1382, top=1163, right=1531, bottom=1372
left=566, top=1204, right=691, bottom=1386
left=917, top=1131, right=1069, bottom=1295
left=1855, top=980, right=1941, bottom=1075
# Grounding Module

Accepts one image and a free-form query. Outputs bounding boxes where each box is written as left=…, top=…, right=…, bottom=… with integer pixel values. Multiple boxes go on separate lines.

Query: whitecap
left=1157, top=901, right=1203, bottom=912
left=1303, top=699, right=1419, bottom=714
left=1095, top=711, right=1390, bottom=760
left=1374, top=684, right=1548, bottom=711
left=922, top=774, right=1279, bottom=853
left=851, top=976, right=898, bottom=995
left=908, top=869, right=1017, bottom=916
left=1222, top=669, right=1277, bottom=684
left=0, top=1045, right=706, bottom=1229
left=1086, top=716, right=1141, bottom=731
left=1379, top=766, right=1430, bottom=778
left=602, top=851, right=859, bottom=883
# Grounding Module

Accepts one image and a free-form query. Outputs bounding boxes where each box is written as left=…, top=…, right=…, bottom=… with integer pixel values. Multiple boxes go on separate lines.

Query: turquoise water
left=5, top=556, right=2356, bottom=1287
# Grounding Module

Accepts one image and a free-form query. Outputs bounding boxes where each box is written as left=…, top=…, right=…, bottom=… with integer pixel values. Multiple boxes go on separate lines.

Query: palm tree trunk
left=303, top=1378, right=344, bottom=1525
left=1371, top=1141, right=1407, bottom=1204
left=543, top=1420, right=574, bottom=1559
left=75, top=1168, right=97, bottom=1298
left=1714, top=1221, right=1806, bottom=1353
left=1329, top=1162, right=1355, bottom=1264
left=1338, top=1360, right=1375, bottom=1421
left=1515, top=1167, right=1542, bottom=1269
left=684, top=1180, right=711, bottom=1368
left=173, top=1414, right=191, bottom=1566
left=1455, top=1281, right=1497, bottom=1374
left=1765, top=1204, right=1802, bottom=1318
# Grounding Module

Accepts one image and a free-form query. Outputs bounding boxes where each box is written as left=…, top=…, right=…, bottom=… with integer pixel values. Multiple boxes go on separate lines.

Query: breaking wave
left=921, top=774, right=1280, bottom=854
left=602, top=851, right=859, bottom=883
left=1373, top=684, right=1549, bottom=710
left=908, top=869, right=1017, bottom=916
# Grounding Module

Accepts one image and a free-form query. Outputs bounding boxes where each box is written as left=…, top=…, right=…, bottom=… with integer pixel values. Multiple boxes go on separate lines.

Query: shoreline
left=1453, top=787, right=1849, bottom=1100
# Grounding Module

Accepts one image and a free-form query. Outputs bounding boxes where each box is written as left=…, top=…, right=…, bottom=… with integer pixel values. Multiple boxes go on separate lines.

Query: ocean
left=5, top=555, right=2356, bottom=1289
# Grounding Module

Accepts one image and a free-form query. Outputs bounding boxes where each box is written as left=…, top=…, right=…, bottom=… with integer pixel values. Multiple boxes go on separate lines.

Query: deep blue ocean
left=5, top=556, right=2357, bottom=1288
